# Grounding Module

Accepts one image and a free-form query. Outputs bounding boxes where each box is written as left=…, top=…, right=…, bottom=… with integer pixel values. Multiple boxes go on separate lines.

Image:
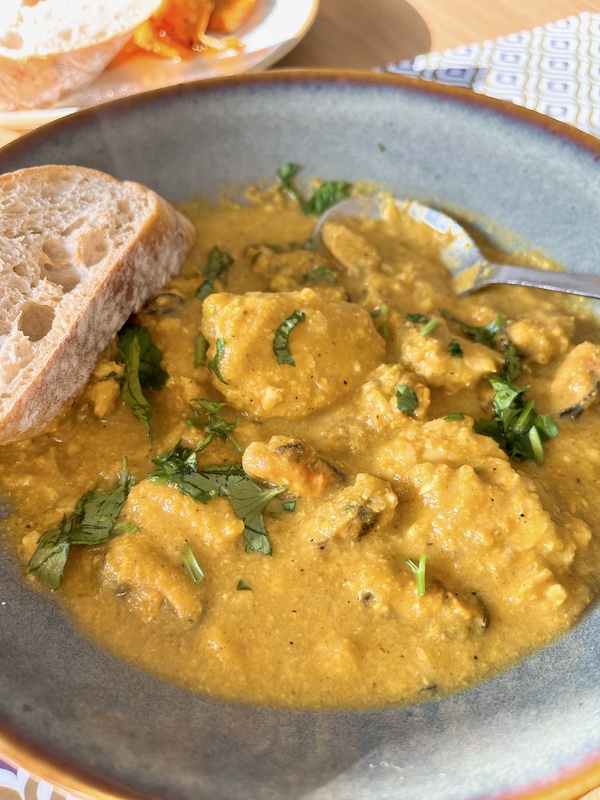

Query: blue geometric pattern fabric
left=384, top=13, right=600, bottom=138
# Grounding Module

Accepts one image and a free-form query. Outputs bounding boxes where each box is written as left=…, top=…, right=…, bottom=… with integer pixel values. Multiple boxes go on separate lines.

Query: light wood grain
left=279, top=0, right=598, bottom=69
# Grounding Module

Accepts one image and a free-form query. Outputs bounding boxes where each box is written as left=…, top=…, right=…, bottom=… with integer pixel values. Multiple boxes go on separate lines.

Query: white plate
left=0, top=0, right=319, bottom=132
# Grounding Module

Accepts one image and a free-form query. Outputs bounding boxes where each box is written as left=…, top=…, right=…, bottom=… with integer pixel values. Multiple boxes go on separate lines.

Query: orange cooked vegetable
left=131, top=0, right=214, bottom=59
left=207, top=0, right=257, bottom=33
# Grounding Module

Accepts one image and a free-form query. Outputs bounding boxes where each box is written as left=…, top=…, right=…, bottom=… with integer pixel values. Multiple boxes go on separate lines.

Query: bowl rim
left=1, top=67, right=599, bottom=800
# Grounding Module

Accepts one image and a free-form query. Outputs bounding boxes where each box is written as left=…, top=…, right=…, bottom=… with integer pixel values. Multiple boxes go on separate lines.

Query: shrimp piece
left=549, top=342, right=600, bottom=417
left=242, top=435, right=343, bottom=498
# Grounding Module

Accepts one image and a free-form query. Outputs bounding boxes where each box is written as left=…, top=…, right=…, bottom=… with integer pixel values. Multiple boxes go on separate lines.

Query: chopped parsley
left=194, top=331, right=209, bottom=366
left=503, top=341, right=523, bottom=382
left=406, top=313, right=428, bottom=324
left=150, top=446, right=287, bottom=555
left=446, top=412, right=465, bottom=421
left=28, top=459, right=134, bottom=589
left=396, top=384, right=418, bottom=415
left=273, top=310, right=306, bottom=366
left=208, top=337, right=229, bottom=384
left=448, top=339, right=464, bottom=358
left=237, top=580, right=252, bottom=591
left=187, top=398, right=243, bottom=454
left=182, top=544, right=205, bottom=583
left=276, top=163, right=351, bottom=215
left=441, top=310, right=504, bottom=349
left=406, top=554, right=427, bottom=596
left=474, top=375, right=558, bottom=464
left=117, top=326, right=168, bottom=438
left=303, top=264, right=337, bottom=284
left=197, top=247, right=234, bottom=300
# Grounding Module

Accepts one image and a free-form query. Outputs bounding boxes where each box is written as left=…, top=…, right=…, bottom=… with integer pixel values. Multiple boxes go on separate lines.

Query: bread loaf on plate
left=0, top=0, right=162, bottom=110
left=0, top=164, right=195, bottom=445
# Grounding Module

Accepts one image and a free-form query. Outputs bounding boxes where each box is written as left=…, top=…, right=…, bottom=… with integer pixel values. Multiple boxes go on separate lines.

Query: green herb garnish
left=273, top=310, right=306, bottom=366
left=182, top=544, right=205, bottom=583
left=396, top=384, right=418, bottom=415
left=237, top=580, right=252, bottom=591
left=208, top=337, right=229, bottom=384
left=446, top=412, right=465, bottom=421
left=441, top=310, right=504, bottom=349
left=406, top=554, right=427, bottom=596
left=474, top=375, right=558, bottom=464
left=303, top=264, right=337, bottom=284
left=28, top=459, right=134, bottom=589
left=282, top=499, right=297, bottom=512
left=276, top=163, right=351, bottom=215
left=194, top=331, right=209, bottom=367
left=118, top=326, right=168, bottom=391
left=187, top=398, right=243, bottom=454
left=406, top=313, right=429, bottom=324
left=420, top=318, right=438, bottom=336
left=503, top=341, right=522, bottom=382
left=374, top=304, right=391, bottom=339
left=149, top=444, right=238, bottom=504
left=197, top=247, right=234, bottom=300
left=448, top=339, right=464, bottom=358
left=117, top=326, right=168, bottom=438
left=150, top=447, right=286, bottom=555
left=226, top=476, right=287, bottom=555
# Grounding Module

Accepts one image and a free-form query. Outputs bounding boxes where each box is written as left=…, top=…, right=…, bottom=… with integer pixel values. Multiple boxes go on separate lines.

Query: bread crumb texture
left=0, top=165, right=195, bottom=444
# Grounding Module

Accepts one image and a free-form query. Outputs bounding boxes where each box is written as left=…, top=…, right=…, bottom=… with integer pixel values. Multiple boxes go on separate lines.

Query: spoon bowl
left=315, top=196, right=600, bottom=299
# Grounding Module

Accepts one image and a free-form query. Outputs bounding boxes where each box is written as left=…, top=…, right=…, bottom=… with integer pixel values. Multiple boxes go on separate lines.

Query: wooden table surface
left=0, top=2, right=599, bottom=799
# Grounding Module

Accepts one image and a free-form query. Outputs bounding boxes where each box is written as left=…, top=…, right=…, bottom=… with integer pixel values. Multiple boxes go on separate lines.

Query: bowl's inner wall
left=0, top=74, right=599, bottom=800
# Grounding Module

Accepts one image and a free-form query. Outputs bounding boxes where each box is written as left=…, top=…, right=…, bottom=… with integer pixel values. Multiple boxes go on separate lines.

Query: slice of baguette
left=0, top=164, right=195, bottom=445
left=0, top=0, right=162, bottom=110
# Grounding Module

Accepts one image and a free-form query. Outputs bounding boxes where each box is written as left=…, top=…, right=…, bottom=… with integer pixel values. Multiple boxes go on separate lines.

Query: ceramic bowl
left=0, top=71, right=599, bottom=800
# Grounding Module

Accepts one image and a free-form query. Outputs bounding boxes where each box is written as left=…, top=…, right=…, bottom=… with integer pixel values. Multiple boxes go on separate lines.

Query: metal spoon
left=314, top=196, right=600, bottom=299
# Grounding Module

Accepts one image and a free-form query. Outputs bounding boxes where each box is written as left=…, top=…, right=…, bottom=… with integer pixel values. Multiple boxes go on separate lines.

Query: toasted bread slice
left=0, top=164, right=195, bottom=444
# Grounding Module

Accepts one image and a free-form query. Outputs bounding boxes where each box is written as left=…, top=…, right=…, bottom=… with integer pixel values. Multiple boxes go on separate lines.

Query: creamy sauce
left=2, top=188, right=600, bottom=710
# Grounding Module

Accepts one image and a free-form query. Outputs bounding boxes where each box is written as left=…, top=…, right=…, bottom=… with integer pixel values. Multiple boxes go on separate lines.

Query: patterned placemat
left=1, top=11, right=599, bottom=800
left=383, top=12, right=600, bottom=139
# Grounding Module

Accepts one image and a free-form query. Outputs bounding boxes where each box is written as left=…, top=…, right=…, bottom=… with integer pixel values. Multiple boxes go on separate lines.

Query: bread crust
left=0, top=165, right=196, bottom=445
left=0, top=0, right=162, bottom=110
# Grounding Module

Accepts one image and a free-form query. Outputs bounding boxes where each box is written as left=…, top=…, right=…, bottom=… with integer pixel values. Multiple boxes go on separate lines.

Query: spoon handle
left=481, top=265, right=600, bottom=300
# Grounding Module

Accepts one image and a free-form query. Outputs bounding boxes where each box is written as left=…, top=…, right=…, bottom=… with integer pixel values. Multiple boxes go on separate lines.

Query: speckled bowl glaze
left=0, top=71, right=599, bottom=800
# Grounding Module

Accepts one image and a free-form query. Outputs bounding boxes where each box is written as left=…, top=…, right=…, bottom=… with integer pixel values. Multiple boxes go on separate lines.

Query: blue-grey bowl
left=0, top=70, right=599, bottom=800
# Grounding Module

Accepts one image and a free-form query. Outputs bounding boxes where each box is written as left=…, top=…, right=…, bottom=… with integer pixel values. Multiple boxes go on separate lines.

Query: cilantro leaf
left=119, top=336, right=153, bottom=438
left=273, top=311, right=306, bottom=366
left=118, top=325, right=168, bottom=391
left=208, top=337, right=229, bottom=384
left=406, top=313, right=428, bottom=324
left=303, top=181, right=351, bottom=215
left=441, top=310, right=504, bottom=349
left=448, top=339, right=464, bottom=358
left=446, top=412, right=465, bottom=421
left=275, top=163, right=351, bottom=215
left=237, top=579, right=252, bottom=590
left=28, top=460, right=134, bottom=589
left=149, top=443, right=235, bottom=503
left=474, top=375, right=558, bottom=464
left=503, top=341, right=523, bottom=382
left=117, top=326, right=168, bottom=437
left=188, top=398, right=243, bottom=454
left=303, top=264, right=337, bottom=284
left=396, top=384, right=418, bottom=415
left=197, top=247, right=234, bottom=300
left=194, top=332, right=209, bottom=366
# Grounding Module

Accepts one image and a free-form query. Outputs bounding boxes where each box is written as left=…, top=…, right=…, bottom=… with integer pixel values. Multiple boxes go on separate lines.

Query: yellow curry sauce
left=2, top=186, right=600, bottom=710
